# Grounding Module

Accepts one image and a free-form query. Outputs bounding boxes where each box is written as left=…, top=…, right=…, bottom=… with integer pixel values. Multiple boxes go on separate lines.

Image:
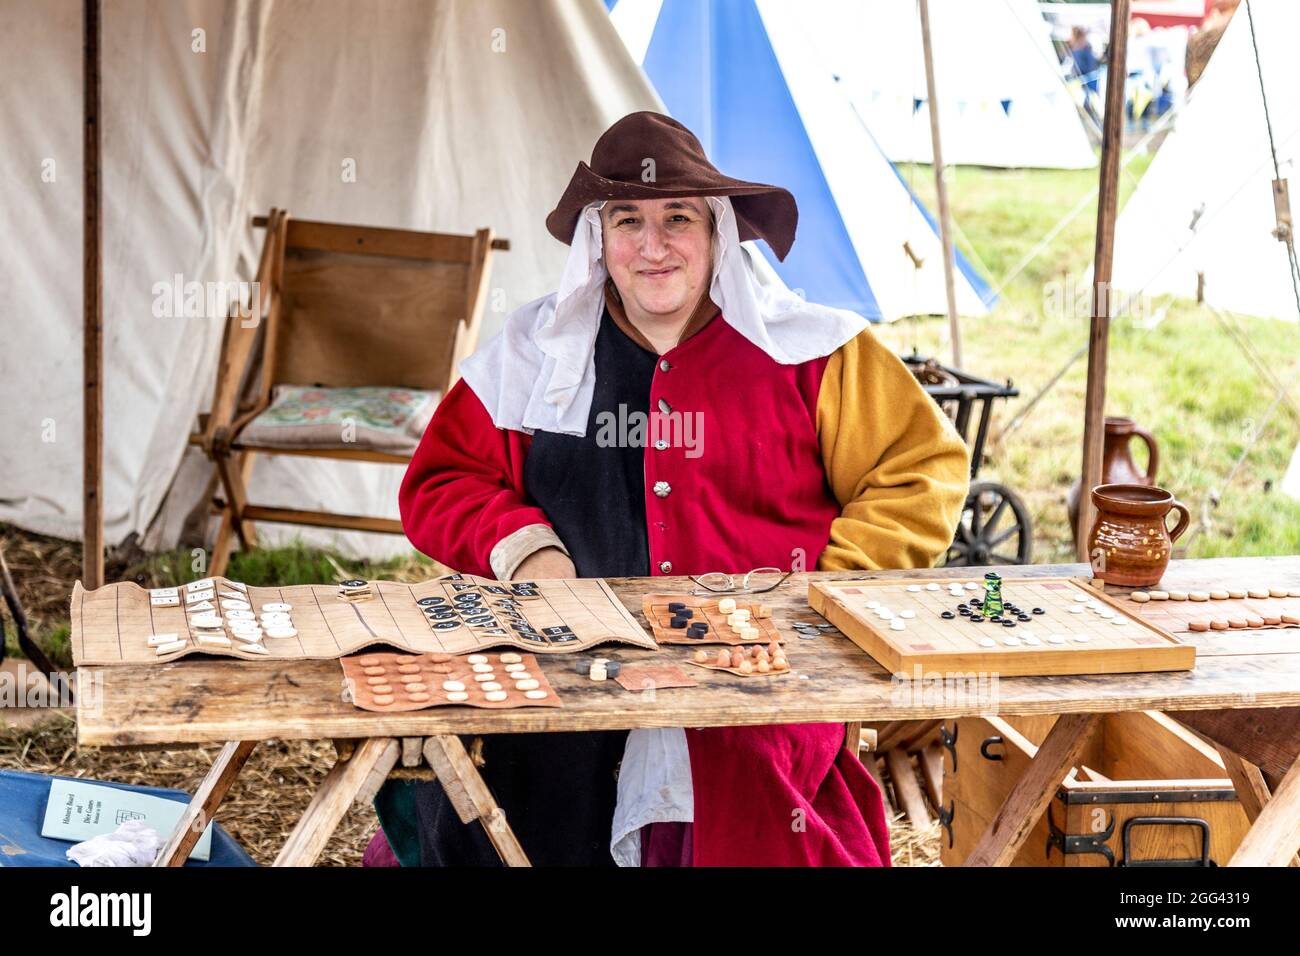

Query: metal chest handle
left=1120, top=816, right=1215, bottom=867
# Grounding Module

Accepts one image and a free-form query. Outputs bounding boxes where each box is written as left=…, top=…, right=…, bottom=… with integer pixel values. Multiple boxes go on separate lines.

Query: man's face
left=601, top=197, right=713, bottom=320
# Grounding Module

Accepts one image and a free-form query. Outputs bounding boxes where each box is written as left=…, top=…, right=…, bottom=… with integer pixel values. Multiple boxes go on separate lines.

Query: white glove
left=66, top=819, right=165, bottom=867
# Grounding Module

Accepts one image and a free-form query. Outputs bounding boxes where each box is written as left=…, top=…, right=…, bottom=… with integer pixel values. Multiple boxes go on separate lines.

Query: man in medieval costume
left=383, top=111, right=969, bottom=866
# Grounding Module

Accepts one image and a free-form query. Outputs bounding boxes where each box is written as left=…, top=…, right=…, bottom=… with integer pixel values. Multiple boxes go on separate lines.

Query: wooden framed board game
left=71, top=572, right=656, bottom=665
left=808, top=576, right=1194, bottom=678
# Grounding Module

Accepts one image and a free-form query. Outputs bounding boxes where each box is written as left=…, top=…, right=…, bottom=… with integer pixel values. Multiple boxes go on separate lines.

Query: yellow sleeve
left=815, top=329, right=971, bottom=571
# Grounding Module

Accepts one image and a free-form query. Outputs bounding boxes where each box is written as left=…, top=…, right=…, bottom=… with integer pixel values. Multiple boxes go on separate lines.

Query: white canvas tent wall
left=804, top=0, right=1096, bottom=170
left=0, top=0, right=659, bottom=559
left=1110, top=0, right=1300, bottom=323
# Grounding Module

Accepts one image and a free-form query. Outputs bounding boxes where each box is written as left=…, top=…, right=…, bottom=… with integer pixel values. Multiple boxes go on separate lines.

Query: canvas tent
left=0, top=0, right=659, bottom=559
left=1110, top=0, right=1300, bottom=323
left=606, top=0, right=996, bottom=321
left=802, top=0, right=1096, bottom=170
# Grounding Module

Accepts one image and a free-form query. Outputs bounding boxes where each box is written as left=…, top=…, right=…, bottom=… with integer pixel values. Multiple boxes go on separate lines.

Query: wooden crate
left=939, top=711, right=1251, bottom=866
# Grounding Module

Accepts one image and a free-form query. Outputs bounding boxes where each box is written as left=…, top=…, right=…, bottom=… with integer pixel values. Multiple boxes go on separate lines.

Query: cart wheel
left=946, top=481, right=1033, bottom=566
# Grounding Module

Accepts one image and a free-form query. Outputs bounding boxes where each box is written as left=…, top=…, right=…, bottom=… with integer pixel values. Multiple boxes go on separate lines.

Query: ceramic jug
left=1087, top=483, right=1190, bottom=587
left=1068, top=417, right=1160, bottom=537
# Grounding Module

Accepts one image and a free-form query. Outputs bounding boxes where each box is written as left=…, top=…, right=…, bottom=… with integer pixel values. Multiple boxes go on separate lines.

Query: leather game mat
left=341, top=651, right=562, bottom=711
left=71, top=572, right=656, bottom=666
left=1125, top=590, right=1300, bottom=633
left=641, top=593, right=782, bottom=646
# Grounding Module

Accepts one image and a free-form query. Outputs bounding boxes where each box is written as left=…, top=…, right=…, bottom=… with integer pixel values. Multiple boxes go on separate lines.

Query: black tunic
left=410, top=308, right=658, bottom=865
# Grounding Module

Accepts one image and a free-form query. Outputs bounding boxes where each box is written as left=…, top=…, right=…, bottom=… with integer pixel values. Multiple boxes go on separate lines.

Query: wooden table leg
left=1214, top=743, right=1300, bottom=867
left=422, top=735, right=530, bottom=866
left=844, top=721, right=862, bottom=754
left=963, top=712, right=1101, bottom=867
left=401, top=737, right=424, bottom=767
left=273, top=737, right=398, bottom=867
left=154, top=740, right=257, bottom=867
left=1214, top=744, right=1272, bottom=821
left=884, top=746, right=931, bottom=826
left=1228, top=747, right=1300, bottom=867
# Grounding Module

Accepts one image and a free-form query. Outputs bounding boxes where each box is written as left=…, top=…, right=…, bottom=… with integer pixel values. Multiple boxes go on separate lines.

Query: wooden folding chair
left=192, top=210, right=507, bottom=575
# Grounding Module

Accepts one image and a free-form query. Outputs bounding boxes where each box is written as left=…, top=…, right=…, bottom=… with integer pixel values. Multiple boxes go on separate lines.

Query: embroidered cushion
left=238, top=385, right=439, bottom=455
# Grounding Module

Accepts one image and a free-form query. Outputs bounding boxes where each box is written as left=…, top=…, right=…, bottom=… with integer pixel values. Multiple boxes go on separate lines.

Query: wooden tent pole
left=918, top=0, right=962, bottom=369
left=1077, top=0, right=1130, bottom=562
left=83, top=0, right=104, bottom=589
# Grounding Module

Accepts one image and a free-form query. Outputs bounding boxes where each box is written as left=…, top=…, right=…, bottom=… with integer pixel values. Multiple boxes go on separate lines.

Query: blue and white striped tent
left=605, top=0, right=995, bottom=322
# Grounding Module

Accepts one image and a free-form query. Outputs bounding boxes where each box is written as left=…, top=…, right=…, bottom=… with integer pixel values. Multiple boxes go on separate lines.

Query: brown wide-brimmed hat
left=545, top=112, right=798, bottom=260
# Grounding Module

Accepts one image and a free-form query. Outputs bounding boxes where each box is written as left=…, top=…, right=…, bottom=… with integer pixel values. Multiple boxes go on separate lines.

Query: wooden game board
left=1126, top=591, right=1300, bottom=633
left=808, top=577, right=1194, bottom=678
left=340, top=651, right=562, bottom=712
left=71, top=573, right=656, bottom=666
left=641, top=593, right=782, bottom=645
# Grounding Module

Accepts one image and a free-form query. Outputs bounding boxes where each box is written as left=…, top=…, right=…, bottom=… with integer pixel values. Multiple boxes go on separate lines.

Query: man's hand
left=512, top=546, right=576, bottom=581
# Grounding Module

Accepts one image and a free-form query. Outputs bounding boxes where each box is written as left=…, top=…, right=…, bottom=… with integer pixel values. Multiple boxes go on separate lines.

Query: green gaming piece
left=982, top=572, right=1004, bottom=618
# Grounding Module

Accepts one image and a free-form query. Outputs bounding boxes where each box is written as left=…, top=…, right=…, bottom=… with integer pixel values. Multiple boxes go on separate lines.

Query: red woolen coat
left=399, top=313, right=968, bottom=865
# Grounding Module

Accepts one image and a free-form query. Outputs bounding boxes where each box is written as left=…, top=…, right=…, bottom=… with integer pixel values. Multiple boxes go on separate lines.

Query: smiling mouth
left=639, top=267, right=679, bottom=278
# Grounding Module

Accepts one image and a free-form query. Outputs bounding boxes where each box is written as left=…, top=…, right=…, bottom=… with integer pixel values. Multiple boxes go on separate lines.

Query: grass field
left=877, top=152, right=1300, bottom=564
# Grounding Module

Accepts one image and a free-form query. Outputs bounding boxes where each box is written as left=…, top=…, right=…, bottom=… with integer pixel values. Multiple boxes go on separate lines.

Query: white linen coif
left=459, top=196, right=868, bottom=435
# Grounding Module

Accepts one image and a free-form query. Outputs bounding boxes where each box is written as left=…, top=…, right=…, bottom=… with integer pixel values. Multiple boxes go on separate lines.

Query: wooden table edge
left=74, top=697, right=1300, bottom=748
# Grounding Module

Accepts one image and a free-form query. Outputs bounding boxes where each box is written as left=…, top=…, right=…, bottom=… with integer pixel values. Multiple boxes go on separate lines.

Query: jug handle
left=1133, top=426, right=1159, bottom=482
left=1166, top=498, right=1191, bottom=543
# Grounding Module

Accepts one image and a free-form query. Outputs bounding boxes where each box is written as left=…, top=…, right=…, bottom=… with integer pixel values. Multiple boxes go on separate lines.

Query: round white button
left=653, top=481, right=671, bottom=498
left=659, top=561, right=673, bottom=573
